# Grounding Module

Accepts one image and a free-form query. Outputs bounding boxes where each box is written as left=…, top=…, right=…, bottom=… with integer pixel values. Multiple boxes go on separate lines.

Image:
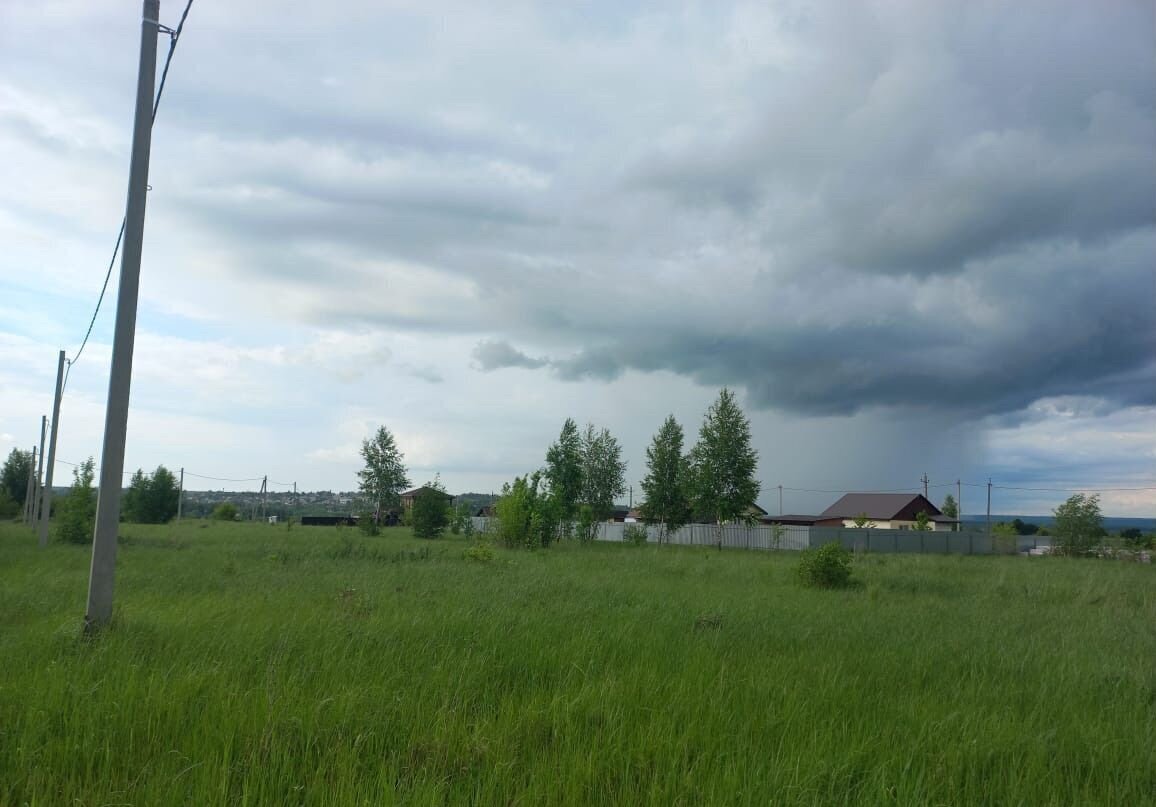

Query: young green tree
left=639, top=415, right=692, bottom=543
left=545, top=418, right=583, bottom=533
left=579, top=423, right=626, bottom=524
left=412, top=476, right=451, bottom=539
left=123, top=466, right=179, bottom=523
left=1, top=448, right=33, bottom=509
left=1052, top=493, right=1104, bottom=556
left=914, top=510, right=932, bottom=531
left=689, top=388, right=760, bottom=550
left=851, top=513, right=875, bottom=529
left=212, top=502, right=239, bottom=521
left=57, top=458, right=96, bottom=544
left=494, top=471, right=557, bottom=549
left=941, top=493, right=958, bottom=518
left=357, top=426, right=410, bottom=516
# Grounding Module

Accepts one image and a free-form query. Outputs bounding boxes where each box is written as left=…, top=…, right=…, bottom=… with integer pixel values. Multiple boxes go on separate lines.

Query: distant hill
left=961, top=514, right=1155, bottom=531
left=454, top=492, right=498, bottom=512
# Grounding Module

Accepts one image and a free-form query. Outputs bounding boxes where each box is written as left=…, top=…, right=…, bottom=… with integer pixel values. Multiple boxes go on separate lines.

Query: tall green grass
left=1, top=520, right=1153, bottom=805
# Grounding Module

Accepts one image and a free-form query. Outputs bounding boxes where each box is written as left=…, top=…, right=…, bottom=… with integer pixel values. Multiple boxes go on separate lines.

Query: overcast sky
left=1, top=0, right=1153, bottom=517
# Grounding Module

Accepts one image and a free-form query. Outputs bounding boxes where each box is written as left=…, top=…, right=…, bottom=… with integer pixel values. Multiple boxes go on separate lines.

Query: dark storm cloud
left=142, top=1, right=1156, bottom=420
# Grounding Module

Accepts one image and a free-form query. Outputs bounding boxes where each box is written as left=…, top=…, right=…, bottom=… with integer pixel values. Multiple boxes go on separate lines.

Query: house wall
left=838, top=518, right=949, bottom=531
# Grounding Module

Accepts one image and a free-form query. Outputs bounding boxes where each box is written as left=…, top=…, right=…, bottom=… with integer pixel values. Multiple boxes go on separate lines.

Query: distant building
left=814, top=493, right=957, bottom=531
left=760, top=514, right=820, bottom=526
left=400, top=487, right=455, bottom=510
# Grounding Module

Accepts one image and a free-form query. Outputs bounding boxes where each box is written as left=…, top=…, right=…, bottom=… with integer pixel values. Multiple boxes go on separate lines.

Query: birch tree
left=639, top=415, right=692, bottom=543
left=690, top=389, right=760, bottom=550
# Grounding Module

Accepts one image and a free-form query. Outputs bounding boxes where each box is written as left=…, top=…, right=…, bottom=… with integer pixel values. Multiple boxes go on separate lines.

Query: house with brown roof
left=399, top=486, right=455, bottom=510
left=815, top=493, right=957, bottom=531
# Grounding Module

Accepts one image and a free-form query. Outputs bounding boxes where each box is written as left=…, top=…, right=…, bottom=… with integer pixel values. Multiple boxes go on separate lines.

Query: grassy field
left=1, top=520, right=1153, bottom=806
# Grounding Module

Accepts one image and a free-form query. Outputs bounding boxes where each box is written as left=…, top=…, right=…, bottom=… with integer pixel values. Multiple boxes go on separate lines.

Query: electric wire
left=63, top=0, right=195, bottom=392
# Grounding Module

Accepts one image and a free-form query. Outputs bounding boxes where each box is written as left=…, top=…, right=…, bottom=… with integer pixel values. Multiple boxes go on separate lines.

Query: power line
left=184, top=471, right=263, bottom=483
left=991, top=484, right=1156, bottom=493
left=64, top=0, right=195, bottom=392
left=781, top=486, right=920, bottom=494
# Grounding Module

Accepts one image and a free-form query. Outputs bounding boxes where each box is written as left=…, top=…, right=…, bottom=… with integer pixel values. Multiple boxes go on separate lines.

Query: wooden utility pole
left=86, top=0, right=161, bottom=632
left=38, top=351, right=66, bottom=548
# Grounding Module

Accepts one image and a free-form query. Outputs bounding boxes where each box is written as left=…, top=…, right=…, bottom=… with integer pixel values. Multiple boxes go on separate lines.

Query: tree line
left=492, top=388, right=759, bottom=549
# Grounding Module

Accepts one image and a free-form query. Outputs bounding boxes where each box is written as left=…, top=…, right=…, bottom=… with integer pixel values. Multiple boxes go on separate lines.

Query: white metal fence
left=469, top=517, right=1054, bottom=556
left=469, top=518, right=809, bottom=551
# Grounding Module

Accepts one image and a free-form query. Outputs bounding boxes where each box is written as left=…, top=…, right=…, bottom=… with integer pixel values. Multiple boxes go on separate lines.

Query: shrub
left=56, top=458, right=96, bottom=544
left=0, top=490, right=19, bottom=519
left=449, top=503, right=471, bottom=535
left=1052, top=493, right=1105, bottom=556
left=412, top=482, right=451, bottom=539
left=623, top=524, right=648, bottom=546
left=212, top=502, right=238, bottom=521
left=797, top=542, right=854, bottom=589
left=576, top=504, right=598, bottom=544
left=464, top=541, right=495, bottom=562
left=357, top=510, right=380, bottom=536
left=494, top=472, right=557, bottom=549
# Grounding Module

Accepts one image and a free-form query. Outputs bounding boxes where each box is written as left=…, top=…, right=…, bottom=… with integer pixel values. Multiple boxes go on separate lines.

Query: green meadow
left=1, top=520, right=1153, bottom=805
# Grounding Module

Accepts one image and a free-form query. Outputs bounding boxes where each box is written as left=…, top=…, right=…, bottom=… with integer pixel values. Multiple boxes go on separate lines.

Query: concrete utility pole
left=921, top=472, right=929, bottom=500
left=85, top=0, right=161, bottom=632
left=261, top=476, right=267, bottom=520
left=986, top=478, right=992, bottom=542
left=38, top=351, right=66, bottom=548
left=32, top=416, right=47, bottom=526
left=778, top=484, right=783, bottom=516
left=956, top=479, right=962, bottom=533
left=22, top=446, right=37, bottom=523
left=176, top=467, right=184, bottom=521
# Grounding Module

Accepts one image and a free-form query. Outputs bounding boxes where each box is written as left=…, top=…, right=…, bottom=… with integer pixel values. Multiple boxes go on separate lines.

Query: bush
left=494, top=473, right=558, bottom=549
left=575, top=504, right=598, bottom=544
left=623, top=524, right=648, bottom=546
left=357, top=510, right=380, bottom=536
left=0, top=490, right=19, bottom=519
left=797, top=542, right=854, bottom=589
left=464, top=541, right=495, bottom=562
left=1052, top=493, right=1104, bottom=556
left=56, top=458, right=97, bottom=544
left=412, top=482, right=451, bottom=539
left=449, top=503, right=471, bottom=535
left=212, top=502, right=239, bottom=521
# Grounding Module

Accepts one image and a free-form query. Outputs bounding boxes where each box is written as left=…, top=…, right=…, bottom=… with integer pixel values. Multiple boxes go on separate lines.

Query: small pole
left=23, top=446, right=38, bottom=523
left=32, top=416, right=47, bottom=526
left=85, top=0, right=161, bottom=632
left=956, top=479, right=962, bottom=533
left=986, top=478, right=992, bottom=545
left=38, top=352, right=66, bottom=547
left=261, top=475, right=267, bottom=521
left=921, top=472, right=929, bottom=500
left=176, top=467, right=184, bottom=521
left=778, top=484, right=783, bottom=516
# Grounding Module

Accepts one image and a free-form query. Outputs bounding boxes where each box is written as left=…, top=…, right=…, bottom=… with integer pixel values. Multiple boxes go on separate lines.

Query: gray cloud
left=471, top=340, right=549, bottom=371
left=8, top=0, right=1153, bottom=425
